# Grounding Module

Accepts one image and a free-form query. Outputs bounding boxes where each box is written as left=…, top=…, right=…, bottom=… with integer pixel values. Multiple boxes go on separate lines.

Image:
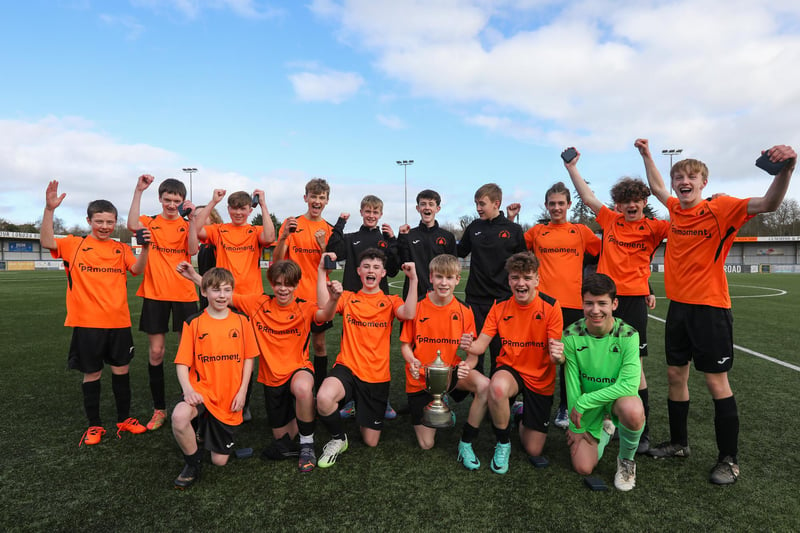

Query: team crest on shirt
left=379, top=302, right=386, bottom=307
left=289, top=315, right=295, bottom=320
left=378, top=241, right=387, bottom=249
left=115, top=249, right=121, bottom=254
left=436, top=237, right=448, bottom=246
left=535, top=313, right=542, bottom=320
left=611, top=345, right=619, bottom=353
left=248, top=228, right=254, bottom=234
left=451, top=313, right=459, bottom=321
left=229, top=329, right=239, bottom=338
left=570, top=228, right=577, bottom=234
left=179, top=227, right=186, bottom=232
left=498, top=230, right=510, bottom=239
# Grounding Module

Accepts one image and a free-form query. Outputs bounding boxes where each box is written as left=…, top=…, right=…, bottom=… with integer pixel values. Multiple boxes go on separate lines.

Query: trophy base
left=422, top=406, right=454, bottom=429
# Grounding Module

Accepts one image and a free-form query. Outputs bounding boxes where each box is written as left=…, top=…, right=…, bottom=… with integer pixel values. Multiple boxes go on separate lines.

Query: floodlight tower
left=182, top=167, right=198, bottom=201
left=396, top=160, right=414, bottom=224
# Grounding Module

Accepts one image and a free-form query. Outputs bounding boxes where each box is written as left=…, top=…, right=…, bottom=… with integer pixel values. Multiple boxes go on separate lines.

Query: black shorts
left=561, top=307, right=584, bottom=332
left=665, top=301, right=733, bottom=373
left=615, top=295, right=648, bottom=357
left=191, top=402, right=236, bottom=455
left=495, top=365, right=553, bottom=433
left=406, top=372, right=468, bottom=425
left=139, top=298, right=198, bottom=334
left=330, top=364, right=389, bottom=431
left=68, top=327, right=134, bottom=373
left=310, top=320, right=333, bottom=334
left=262, top=369, right=313, bottom=428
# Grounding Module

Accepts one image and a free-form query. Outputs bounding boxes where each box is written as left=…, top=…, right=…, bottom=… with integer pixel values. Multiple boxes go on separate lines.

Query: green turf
left=2, top=270, right=800, bottom=532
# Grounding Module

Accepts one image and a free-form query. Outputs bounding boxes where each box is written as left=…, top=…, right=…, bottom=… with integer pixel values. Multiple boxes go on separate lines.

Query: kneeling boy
left=171, top=268, right=258, bottom=489
left=314, top=249, right=417, bottom=467
left=400, top=254, right=489, bottom=469
left=563, top=273, right=644, bottom=491
left=468, top=251, right=563, bottom=474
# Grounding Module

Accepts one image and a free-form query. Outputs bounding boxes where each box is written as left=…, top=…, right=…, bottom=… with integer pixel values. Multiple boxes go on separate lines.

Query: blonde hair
left=429, top=254, right=460, bottom=277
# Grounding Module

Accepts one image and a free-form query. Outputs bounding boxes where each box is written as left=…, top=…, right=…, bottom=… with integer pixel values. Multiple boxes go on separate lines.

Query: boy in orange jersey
left=467, top=252, right=564, bottom=475
left=400, top=254, right=489, bottom=470
left=636, top=138, right=796, bottom=485
left=40, top=181, right=150, bottom=446
left=171, top=267, right=259, bottom=489
left=128, top=174, right=199, bottom=431
left=507, top=182, right=600, bottom=429
left=564, top=150, right=670, bottom=454
left=273, top=178, right=335, bottom=391
left=194, top=188, right=276, bottom=297
left=314, top=249, right=418, bottom=467
left=177, top=257, right=343, bottom=473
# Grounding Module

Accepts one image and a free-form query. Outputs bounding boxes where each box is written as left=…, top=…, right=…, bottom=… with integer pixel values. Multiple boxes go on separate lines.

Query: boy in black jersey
left=456, top=183, right=526, bottom=375
left=397, top=189, right=457, bottom=300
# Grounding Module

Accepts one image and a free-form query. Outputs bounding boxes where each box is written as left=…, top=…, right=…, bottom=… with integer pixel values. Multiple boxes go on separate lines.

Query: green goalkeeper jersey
left=563, top=318, right=641, bottom=441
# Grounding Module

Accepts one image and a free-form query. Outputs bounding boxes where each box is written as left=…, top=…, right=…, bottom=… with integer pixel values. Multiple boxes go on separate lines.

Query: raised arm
left=747, top=145, right=796, bottom=215
left=635, top=138, right=670, bottom=206
left=396, top=262, right=418, bottom=320
left=316, top=252, right=342, bottom=322
left=40, top=180, right=65, bottom=250
left=272, top=217, right=297, bottom=261
left=127, top=174, right=154, bottom=231
left=194, top=189, right=226, bottom=241
left=254, top=188, right=276, bottom=244
left=564, top=151, right=602, bottom=214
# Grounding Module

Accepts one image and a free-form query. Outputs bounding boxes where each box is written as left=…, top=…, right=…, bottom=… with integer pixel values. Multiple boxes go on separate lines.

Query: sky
left=2, top=0, right=800, bottom=232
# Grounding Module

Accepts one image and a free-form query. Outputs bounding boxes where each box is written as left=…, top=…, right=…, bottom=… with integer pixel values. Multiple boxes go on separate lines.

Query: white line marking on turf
left=648, top=315, right=800, bottom=372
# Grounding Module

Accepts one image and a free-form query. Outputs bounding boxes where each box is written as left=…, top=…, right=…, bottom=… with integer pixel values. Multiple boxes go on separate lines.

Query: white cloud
left=376, top=114, right=406, bottom=129
left=288, top=70, right=364, bottom=103
left=311, top=0, right=800, bottom=183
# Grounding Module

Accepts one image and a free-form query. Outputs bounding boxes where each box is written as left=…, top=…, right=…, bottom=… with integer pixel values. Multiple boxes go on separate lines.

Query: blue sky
left=2, top=0, right=799, bottom=231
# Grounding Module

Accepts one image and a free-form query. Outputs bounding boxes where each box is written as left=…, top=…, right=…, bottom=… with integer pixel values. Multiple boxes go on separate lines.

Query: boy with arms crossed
left=194, top=188, right=276, bottom=297
left=508, top=182, right=601, bottom=429
left=400, top=254, right=489, bottom=470
left=41, top=181, right=150, bottom=445
left=273, top=178, right=335, bottom=391
left=636, top=138, right=796, bottom=484
left=171, top=267, right=258, bottom=489
left=397, top=189, right=457, bottom=300
left=564, top=273, right=645, bottom=491
left=128, top=174, right=199, bottom=431
left=457, top=183, right=526, bottom=375
left=564, top=151, right=670, bottom=453
left=467, top=252, right=564, bottom=474
left=314, top=249, right=418, bottom=467
left=178, top=258, right=343, bottom=472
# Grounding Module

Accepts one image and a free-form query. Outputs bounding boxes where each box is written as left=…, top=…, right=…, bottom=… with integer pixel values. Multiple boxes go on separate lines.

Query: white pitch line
left=648, top=314, right=800, bottom=373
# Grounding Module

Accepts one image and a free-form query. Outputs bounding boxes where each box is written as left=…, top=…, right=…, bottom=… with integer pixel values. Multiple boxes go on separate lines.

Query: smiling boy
left=171, top=267, right=258, bottom=489
left=508, top=181, right=601, bottom=429
left=563, top=273, right=644, bottom=491
left=467, top=251, right=563, bottom=474
left=40, top=181, right=150, bottom=445
left=195, top=188, right=276, bottom=297
left=636, top=138, right=796, bottom=484
left=398, top=189, right=457, bottom=300
left=565, top=150, right=670, bottom=453
left=273, top=178, right=335, bottom=390
left=400, top=254, right=489, bottom=469
left=127, top=174, right=200, bottom=431
left=314, top=249, right=418, bottom=467
left=456, top=183, right=526, bottom=375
